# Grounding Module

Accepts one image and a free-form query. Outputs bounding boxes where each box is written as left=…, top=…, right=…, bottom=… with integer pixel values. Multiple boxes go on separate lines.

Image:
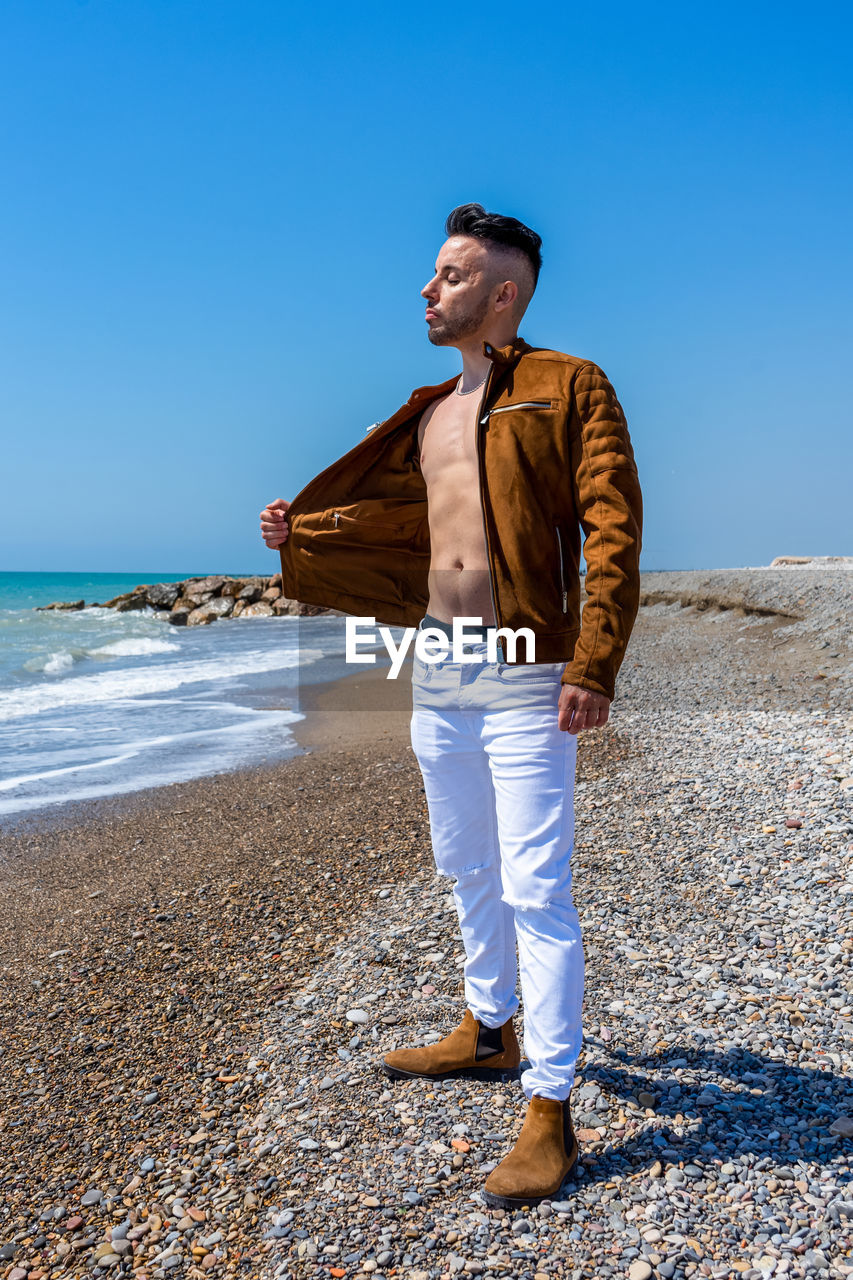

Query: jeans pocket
left=412, top=653, right=433, bottom=684
left=495, top=661, right=564, bottom=683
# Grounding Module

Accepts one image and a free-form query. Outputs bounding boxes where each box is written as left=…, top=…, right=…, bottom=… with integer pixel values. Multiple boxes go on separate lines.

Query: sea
left=0, top=572, right=373, bottom=822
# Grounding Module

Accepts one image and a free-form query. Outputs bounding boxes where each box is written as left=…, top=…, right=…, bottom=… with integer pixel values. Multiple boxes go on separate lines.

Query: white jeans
left=409, top=639, right=584, bottom=1100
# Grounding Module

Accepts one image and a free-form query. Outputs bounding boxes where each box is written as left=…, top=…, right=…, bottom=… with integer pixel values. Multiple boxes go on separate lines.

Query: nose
left=421, top=276, right=438, bottom=301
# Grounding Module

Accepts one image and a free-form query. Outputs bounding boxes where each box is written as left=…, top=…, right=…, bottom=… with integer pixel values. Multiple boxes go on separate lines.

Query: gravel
left=0, top=568, right=850, bottom=1279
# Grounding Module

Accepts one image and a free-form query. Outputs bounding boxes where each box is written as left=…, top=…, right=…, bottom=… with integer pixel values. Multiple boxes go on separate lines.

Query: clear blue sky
left=1, top=0, right=851, bottom=573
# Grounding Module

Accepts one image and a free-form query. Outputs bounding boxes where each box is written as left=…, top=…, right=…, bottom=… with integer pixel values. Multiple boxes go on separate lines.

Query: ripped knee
left=434, top=858, right=499, bottom=883
left=503, top=894, right=554, bottom=914
left=501, top=885, right=578, bottom=917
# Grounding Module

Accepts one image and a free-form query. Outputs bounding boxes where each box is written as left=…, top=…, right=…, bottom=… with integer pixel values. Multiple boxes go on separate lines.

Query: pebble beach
left=0, top=567, right=851, bottom=1280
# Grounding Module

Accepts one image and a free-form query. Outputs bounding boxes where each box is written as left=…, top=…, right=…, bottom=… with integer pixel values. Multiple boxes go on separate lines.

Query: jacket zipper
left=486, top=400, right=552, bottom=417
left=331, top=509, right=414, bottom=531
left=555, top=525, right=568, bottom=613
left=477, top=365, right=502, bottom=653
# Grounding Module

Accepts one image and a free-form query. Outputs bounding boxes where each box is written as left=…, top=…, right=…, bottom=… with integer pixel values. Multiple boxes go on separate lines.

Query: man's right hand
left=260, top=498, right=290, bottom=549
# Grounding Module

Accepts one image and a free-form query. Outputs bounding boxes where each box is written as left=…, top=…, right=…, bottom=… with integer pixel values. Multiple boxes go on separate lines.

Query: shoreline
left=4, top=565, right=850, bottom=836
left=0, top=661, right=408, bottom=843
left=2, top=558, right=850, bottom=850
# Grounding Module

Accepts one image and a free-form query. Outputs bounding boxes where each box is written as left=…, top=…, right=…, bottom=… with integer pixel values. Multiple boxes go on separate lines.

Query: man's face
left=421, top=236, right=494, bottom=347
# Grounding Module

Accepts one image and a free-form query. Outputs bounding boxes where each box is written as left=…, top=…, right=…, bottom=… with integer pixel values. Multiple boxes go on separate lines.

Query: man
left=260, top=203, right=642, bottom=1208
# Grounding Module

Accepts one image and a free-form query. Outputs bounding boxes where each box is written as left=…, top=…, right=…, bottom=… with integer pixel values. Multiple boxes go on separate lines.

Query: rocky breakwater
left=42, top=575, right=332, bottom=626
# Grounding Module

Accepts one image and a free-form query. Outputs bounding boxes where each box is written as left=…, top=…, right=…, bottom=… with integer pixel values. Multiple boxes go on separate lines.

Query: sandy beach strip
left=0, top=569, right=850, bottom=1280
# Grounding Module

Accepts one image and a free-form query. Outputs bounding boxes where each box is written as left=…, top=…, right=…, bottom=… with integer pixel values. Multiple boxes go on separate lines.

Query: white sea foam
left=0, top=707, right=303, bottom=794
left=23, top=636, right=181, bottom=674
left=0, top=647, right=323, bottom=721
left=42, top=651, right=75, bottom=675
left=0, top=706, right=304, bottom=816
left=0, top=749, right=143, bottom=792
left=91, top=637, right=181, bottom=658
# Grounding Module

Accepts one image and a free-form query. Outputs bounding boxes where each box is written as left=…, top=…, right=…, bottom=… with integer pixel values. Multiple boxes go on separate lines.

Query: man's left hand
left=558, top=684, right=610, bottom=734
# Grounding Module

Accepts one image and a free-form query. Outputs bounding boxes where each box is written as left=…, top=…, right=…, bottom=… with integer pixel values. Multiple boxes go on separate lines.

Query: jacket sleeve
left=561, top=362, right=643, bottom=701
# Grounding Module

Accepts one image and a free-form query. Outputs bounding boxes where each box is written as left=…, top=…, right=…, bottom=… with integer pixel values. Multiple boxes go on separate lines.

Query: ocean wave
left=44, top=651, right=75, bottom=675
left=0, top=706, right=304, bottom=794
left=23, top=650, right=80, bottom=676
left=0, top=705, right=304, bottom=816
left=0, top=647, right=323, bottom=721
left=91, top=637, right=181, bottom=658
left=19, top=634, right=180, bottom=675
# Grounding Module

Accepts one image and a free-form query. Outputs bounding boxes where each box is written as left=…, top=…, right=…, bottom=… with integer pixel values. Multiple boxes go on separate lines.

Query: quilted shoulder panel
left=572, top=361, right=637, bottom=476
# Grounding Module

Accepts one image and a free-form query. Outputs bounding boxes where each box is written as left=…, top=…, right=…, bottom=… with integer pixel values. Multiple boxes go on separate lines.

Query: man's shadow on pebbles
left=542, top=1041, right=851, bottom=1190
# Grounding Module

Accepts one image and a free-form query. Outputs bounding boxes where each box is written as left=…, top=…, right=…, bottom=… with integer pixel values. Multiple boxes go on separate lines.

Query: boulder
left=36, top=599, right=85, bottom=611
left=184, top=590, right=215, bottom=608
left=239, top=601, right=274, bottom=618
left=271, top=597, right=298, bottom=615
left=231, top=599, right=247, bottom=618
left=269, top=572, right=282, bottom=588
left=220, top=579, right=245, bottom=598
left=167, top=609, right=189, bottom=626
left=171, top=595, right=197, bottom=613
left=101, top=586, right=150, bottom=612
left=261, top=586, right=281, bottom=603
left=238, top=581, right=264, bottom=604
left=114, top=594, right=151, bottom=613
left=269, top=598, right=328, bottom=617
left=183, top=575, right=226, bottom=595
left=186, top=598, right=234, bottom=626
left=295, top=602, right=332, bottom=616
left=182, top=578, right=224, bottom=605
left=146, top=582, right=182, bottom=609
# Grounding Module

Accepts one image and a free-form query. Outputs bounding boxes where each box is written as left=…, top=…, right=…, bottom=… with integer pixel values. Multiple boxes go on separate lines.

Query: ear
left=493, top=279, right=519, bottom=314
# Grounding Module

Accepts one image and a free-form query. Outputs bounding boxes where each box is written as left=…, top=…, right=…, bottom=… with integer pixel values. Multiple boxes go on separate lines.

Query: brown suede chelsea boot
left=381, top=1008, right=520, bottom=1082
left=482, top=1094, right=579, bottom=1208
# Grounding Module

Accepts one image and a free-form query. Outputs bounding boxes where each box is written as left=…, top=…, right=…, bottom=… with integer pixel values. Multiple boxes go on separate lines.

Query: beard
left=427, top=292, right=491, bottom=346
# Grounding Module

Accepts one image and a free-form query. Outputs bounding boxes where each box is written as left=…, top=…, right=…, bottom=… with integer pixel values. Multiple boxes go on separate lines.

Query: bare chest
left=417, top=395, right=480, bottom=484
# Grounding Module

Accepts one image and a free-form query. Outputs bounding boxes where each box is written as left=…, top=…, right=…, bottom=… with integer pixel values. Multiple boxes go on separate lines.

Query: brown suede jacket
left=279, top=337, right=643, bottom=701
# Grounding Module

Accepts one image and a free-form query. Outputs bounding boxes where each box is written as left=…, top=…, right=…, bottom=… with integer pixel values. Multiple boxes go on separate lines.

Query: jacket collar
left=482, top=336, right=532, bottom=365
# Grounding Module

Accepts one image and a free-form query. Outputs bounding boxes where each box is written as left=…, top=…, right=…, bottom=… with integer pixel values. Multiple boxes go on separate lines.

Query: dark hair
left=445, top=203, right=542, bottom=286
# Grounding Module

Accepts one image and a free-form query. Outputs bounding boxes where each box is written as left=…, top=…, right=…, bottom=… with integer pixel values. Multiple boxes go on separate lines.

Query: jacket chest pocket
left=481, top=401, right=564, bottom=472
left=483, top=400, right=555, bottom=422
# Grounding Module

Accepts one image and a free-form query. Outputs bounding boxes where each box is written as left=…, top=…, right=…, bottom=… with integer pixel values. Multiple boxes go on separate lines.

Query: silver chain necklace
left=455, top=372, right=488, bottom=396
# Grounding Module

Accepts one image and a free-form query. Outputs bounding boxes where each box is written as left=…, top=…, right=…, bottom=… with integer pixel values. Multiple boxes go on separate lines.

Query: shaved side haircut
left=445, top=203, right=542, bottom=313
